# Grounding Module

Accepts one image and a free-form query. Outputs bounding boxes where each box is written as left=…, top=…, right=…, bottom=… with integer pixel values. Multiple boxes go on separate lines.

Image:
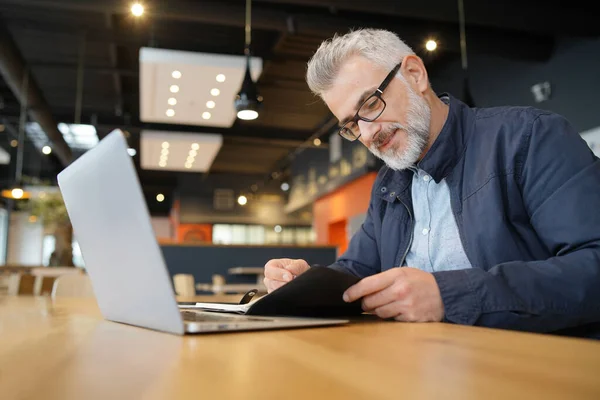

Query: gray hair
left=306, top=29, right=415, bottom=97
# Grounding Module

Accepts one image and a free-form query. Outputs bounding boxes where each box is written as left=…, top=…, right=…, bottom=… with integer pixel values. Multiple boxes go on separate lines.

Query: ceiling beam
left=253, top=0, right=600, bottom=37
left=0, top=24, right=72, bottom=166
left=0, top=0, right=555, bottom=62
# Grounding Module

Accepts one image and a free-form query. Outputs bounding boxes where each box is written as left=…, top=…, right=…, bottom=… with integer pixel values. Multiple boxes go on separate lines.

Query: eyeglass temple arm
left=378, top=62, right=402, bottom=92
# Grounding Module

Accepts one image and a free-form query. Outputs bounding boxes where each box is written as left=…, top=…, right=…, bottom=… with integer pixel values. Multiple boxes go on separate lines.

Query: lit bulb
left=172, top=70, right=182, bottom=79
left=313, top=138, right=322, bottom=146
left=162, top=142, right=170, bottom=149
left=185, top=163, right=193, bottom=169
left=281, top=182, right=290, bottom=192
left=206, top=100, right=215, bottom=109
left=166, top=109, right=175, bottom=117
left=159, top=161, right=167, bottom=168
left=170, top=85, right=179, bottom=93
left=10, top=140, right=18, bottom=148
left=237, top=195, right=247, bottom=206
left=202, top=112, right=211, bottom=120
left=425, top=39, right=437, bottom=51
left=189, top=149, right=197, bottom=157
left=191, top=143, right=199, bottom=150
left=210, top=88, right=220, bottom=96
left=168, top=98, right=177, bottom=106
left=237, top=110, right=259, bottom=120
left=131, top=3, right=144, bottom=17
left=12, top=188, right=24, bottom=199
left=156, top=193, right=165, bottom=202
left=42, top=146, right=52, bottom=155
left=274, top=225, right=282, bottom=233
left=216, top=74, right=226, bottom=82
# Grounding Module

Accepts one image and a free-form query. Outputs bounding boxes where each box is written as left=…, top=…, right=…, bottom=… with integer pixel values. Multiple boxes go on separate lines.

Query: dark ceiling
left=0, top=0, right=598, bottom=214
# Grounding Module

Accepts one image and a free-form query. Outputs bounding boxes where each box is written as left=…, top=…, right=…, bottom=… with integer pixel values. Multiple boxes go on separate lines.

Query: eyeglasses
left=338, top=62, right=402, bottom=141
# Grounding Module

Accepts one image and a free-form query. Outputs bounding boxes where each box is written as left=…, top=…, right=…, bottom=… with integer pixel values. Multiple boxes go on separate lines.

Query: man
left=264, top=29, right=600, bottom=337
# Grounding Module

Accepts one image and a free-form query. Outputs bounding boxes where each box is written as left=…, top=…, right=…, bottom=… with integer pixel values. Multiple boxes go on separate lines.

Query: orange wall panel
left=313, top=172, right=378, bottom=249
left=177, top=224, right=213, bottom=244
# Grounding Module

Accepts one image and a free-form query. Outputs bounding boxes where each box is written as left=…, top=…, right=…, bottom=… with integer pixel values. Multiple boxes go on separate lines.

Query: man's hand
left=343, top=267, right=444, bottom=322
left=263, top=258, right=310, bottom=293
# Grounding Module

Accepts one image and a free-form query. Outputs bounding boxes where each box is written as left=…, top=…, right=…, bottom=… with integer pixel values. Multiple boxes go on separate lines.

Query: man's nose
left=357, top=119, right=381, bottom=144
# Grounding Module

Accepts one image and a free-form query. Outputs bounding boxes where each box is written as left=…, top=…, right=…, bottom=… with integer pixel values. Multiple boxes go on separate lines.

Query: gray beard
left=369, top=87, right=431, bottom=171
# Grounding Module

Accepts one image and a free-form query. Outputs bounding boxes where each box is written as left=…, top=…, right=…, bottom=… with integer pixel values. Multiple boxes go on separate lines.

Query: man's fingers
left=373, top=302, right=404, bottom=320
left=264, top=278, right=287, bottom=293
left=284, top=259, right=310, bottom=276
left=343, top=269, right=399, bottom=302
left=264, top=264, right=294, bottom=282
left=361, top=286, right=395, bottom=311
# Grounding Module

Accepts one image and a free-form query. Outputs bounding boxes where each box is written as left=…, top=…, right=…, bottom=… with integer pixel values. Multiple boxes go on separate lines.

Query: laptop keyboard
left=181, top=311, right=274, bottom=323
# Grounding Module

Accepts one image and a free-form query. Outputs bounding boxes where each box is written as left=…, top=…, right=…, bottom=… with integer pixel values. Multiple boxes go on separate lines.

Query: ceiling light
left=131, top=3, right=144, bottom=17
left=156, top=193, right=165, bottom=202
left=170, top=85, right=179, bottom=93
left=280, top=182, right=290, bottom=192
left=210, top=88, right=220, bottom=96
left=426, top=39, right=437, bottom=51
left=274, top=225, right=282, bottom=233
left=202, top=112, right=211, bottom=120
left=159, top=161, right=167, bottom=167
left=161, top=148, right=169, bottom=155
left=235, top=59, right=261, bottom=120
left=216, top=74, right=226, bottom=83
left=12, top=188, right=24, bottom=199
left=172, top=70, right=182, bottom=79
left=237, top=110, right=258, bottom=120
left=235, top=0, right=262, bottom=121
left=191, top=143, right=199, bottom=150
left=189, top=149, right=197, bottom=157
left=206, top=100, right=216, bottom=109
left=186, top=156, right=195, bottom=164
left=166, top=109, right=175, bottom=117
left=10, top=140, right=18, bottom=148
left=185, top=163, right=193, bottom=169
left=168, top=98, right=177, bottom=106
left=127, top=148, right=137, bottom=156
left=237, top=195, right=247, bottom=206
left=1, top=186, right=30, bottom=200
left=162, top=141, right=170, bottom=149
left=42, top=145, right=52, bottom=155
left=313, top=138, right=321, bottom=146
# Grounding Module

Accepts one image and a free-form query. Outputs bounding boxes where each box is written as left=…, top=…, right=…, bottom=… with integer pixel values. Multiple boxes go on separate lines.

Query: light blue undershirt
left=402, top=164, right=472, bottom=272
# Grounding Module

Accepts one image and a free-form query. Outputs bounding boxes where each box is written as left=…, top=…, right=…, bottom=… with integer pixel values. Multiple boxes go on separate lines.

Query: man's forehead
left=324, top=57, right=384, bottom=119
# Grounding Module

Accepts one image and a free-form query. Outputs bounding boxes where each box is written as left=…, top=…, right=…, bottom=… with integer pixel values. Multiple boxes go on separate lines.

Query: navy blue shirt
left=329, top=94, right=600, bottom=338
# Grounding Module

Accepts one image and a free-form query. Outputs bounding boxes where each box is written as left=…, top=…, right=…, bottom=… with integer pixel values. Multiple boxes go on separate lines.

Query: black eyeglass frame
left=339, top=62, right=402, bottom=141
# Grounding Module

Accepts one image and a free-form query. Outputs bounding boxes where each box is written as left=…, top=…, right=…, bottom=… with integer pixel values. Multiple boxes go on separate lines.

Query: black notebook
left=180, top=266, right=363, bottom=318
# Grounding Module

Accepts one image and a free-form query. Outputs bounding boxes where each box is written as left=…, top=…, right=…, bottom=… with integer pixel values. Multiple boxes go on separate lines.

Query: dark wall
left=429, top=37, right=600, bottom=132
left=161, top=244, right=337, bottom=290
left=177, top=173, right=310, bottom=225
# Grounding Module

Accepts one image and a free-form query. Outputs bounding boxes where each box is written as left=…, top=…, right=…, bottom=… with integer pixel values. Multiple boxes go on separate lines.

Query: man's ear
left=401, top=55, right=429, bottom=95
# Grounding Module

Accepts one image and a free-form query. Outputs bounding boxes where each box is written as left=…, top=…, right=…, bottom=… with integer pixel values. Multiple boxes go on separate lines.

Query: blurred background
left=0, top=0, right=598, bottom=296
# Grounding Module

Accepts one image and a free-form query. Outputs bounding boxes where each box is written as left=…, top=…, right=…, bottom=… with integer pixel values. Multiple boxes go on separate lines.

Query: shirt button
left=422, top=228, right=429, bottom=235
left=423, top=175, right=431, bottom=182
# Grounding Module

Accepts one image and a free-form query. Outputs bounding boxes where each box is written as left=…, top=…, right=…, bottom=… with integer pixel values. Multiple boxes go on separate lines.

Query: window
left=212, top=224, right=314, bottom=245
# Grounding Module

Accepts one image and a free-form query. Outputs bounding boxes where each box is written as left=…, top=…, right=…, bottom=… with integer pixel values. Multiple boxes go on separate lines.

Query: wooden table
left=1, top=296, right=600, bottom=400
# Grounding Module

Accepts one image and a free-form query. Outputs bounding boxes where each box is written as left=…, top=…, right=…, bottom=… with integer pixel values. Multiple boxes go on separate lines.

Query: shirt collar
left=417, top=93, right=473, bottom=183
left=374, top=93, right=474, bottom=198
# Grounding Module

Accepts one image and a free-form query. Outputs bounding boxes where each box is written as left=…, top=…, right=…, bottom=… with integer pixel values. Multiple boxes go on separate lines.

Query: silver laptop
left=57, top=129, right=348, bottom=335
